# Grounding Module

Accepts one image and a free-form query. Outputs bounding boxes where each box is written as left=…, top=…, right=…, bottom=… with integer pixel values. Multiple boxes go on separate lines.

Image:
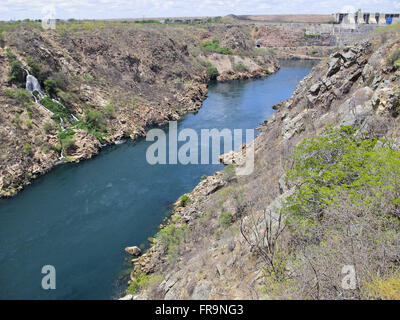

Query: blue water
left=0, top=60, right=314, bottom=299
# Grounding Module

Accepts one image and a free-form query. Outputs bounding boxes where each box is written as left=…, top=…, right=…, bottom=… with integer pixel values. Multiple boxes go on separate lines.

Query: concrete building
left=335, top=12, right=399, bottom=25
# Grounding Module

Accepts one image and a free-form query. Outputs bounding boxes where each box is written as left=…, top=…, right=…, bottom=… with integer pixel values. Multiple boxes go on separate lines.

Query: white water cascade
left=23, top=68, right=75, bottom=160
left=25, top=69, right=44, bottom=97
left=23, top=68, right=53, bottom=115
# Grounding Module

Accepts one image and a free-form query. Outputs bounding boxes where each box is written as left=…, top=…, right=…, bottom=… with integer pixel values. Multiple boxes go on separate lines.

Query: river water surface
left=0, top=60, right=315, bottom=299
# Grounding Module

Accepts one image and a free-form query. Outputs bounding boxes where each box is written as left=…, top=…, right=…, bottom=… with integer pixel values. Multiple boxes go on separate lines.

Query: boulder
left=125, top=246, right=142, bottom=256
left=326, top=58, right=342, bottom=77
left=309, top=82, right=321, bottom=95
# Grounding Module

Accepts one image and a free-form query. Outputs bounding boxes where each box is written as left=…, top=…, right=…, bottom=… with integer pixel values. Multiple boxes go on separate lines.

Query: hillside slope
left=128, top=32, right=400, bottom=300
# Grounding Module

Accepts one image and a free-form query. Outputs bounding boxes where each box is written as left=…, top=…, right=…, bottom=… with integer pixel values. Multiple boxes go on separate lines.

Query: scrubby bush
left=179, top=194, right=191, bottom=207
left=284, top=125, right=400, bottom=222
left=43, top=79, right=58, bottom=97
left=26, top=57, right=50, bottom=84
left=200, top=60, right=219, bottom=80
left=44, top=73, right=69, bottom=97
left=40, top=97, right=72, bottom=123
left=387, top=49, right=400, bottom=67
left=155, top=223, right=189, bottom=262
left=218, top=211, right=232, bottom=227
left=207, top=65, right=219, bottom=80
left=271, top=125, right=400, bottom=299
left=202, top=38, right=233, bottom=55
left=3, top=88, right=32, bottom=105
left=8, top=59, right=25, bottom=86
left=43, top=122, right=53, bottom=133
left=103, top=103, right=115, bottom=118
left=84, top=108, right=106, bottom=131
left=127, top=272, right=164, bottom=295
left=23, top=143, right=33, bottom=156
left=233, top=62, right=248, bottom=73
left=74, top=108, right=108, bottom=142
left=24, top=118, right=32, bottom=129
left=222, top=164, right=236, bottom=181
left=58, top=128, right=76, bottom=153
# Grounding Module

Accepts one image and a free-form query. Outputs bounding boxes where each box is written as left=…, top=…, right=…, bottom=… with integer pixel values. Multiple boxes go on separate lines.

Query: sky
left=0, top=0, right=399, bottom=21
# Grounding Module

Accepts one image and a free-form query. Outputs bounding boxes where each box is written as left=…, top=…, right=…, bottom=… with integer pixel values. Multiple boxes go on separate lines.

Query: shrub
left=103, top=103, right=115, bottom=118
left=387, top=49, right=400, bottom=67
left=279, top=125, right=400, bottom=299
left=13, top=113, right=21, bottom=127
left=43, top=79, right=58, bottom=96
left=201, top=174, right=208, bottom=180
left=233, top=63, right=249, bottom=73
left=74, top=109, right=108, bottom=142
left=24, top=118, right=32, bottom=129
left=44, top=73, right=69, bottom=97
left=40, top=97, right=71, bottom=122
left=51, top=144, right=62, bottom=154
left=56, top=90, right=76, bottom=107
left=207, top=64, right=219, bottom=80
left=285, top=125, right=380, bottom=221
left=61, top=137, right=76, bottom=153
left=26, top=57, right=49, bottom=84
left=179, top=194, right=191, bottom=207
left=127, top=272, right=164, bottom=295
left=58, top=128, right=76, bottom=153
left=199, top=59, right=219, bottom=80
left=4, top=88, right=32, bottom=105
left=218, top=211, right=232, bottom=227
left=155, top=223, right=189, bottom=262
left=8, top=59, right=25, bottom=86
left=43, top=122, right=53, bottom=133
left=222, top=164, right=236, bottom=181
left=84, top=108, right=106, bottom=132
left=23, top=143, right=33, bottom=156
left=202, top=38, right=233, bottom=55
left=5, top=48, right=17, bottom=61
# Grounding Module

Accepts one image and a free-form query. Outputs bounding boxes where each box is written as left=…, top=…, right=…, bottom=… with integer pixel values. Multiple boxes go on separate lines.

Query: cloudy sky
left=0, top=0, right=399, bottom=21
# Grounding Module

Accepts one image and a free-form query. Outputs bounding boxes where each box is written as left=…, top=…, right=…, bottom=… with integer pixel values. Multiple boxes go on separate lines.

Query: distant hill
left=228, top=14, right=335, bottom=23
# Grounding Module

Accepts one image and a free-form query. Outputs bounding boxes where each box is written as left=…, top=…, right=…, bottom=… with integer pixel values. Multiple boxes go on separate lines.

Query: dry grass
left=362, top=274, right=400, bottom=300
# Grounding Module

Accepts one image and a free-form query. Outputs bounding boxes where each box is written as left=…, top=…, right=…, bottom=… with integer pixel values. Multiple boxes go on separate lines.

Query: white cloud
left=0, top=0, right=398, bottom=20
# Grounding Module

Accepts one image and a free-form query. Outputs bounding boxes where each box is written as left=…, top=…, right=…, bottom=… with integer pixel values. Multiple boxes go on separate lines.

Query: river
left=0, top=60, right=315, bottom=299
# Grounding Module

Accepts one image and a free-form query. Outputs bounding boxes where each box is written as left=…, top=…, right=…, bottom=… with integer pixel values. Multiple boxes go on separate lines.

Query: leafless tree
left=240, top=208, right=286, bottom=273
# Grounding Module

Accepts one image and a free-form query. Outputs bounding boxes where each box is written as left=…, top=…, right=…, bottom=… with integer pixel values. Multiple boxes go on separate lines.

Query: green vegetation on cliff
left=202, top=38, right=233, bottom=55
left=261, top=126, right=400, bottom=299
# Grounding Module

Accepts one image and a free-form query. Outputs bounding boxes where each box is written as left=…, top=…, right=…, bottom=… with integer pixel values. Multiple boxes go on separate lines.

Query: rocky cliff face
left=0, top=21, right=278, bottom=197
left=127, top=33, right=400, bottom=300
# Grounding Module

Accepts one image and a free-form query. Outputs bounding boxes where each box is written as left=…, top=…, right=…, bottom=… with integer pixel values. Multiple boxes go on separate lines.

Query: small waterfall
left=23, top=67, right=80, bottom=161
left=25, top=71, right=44, bottom=98
left=23, top=68, right=53, bottom=114
left=59, top=118, right=66, bottom=131
left=59, top=149, right=65, bottom=160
